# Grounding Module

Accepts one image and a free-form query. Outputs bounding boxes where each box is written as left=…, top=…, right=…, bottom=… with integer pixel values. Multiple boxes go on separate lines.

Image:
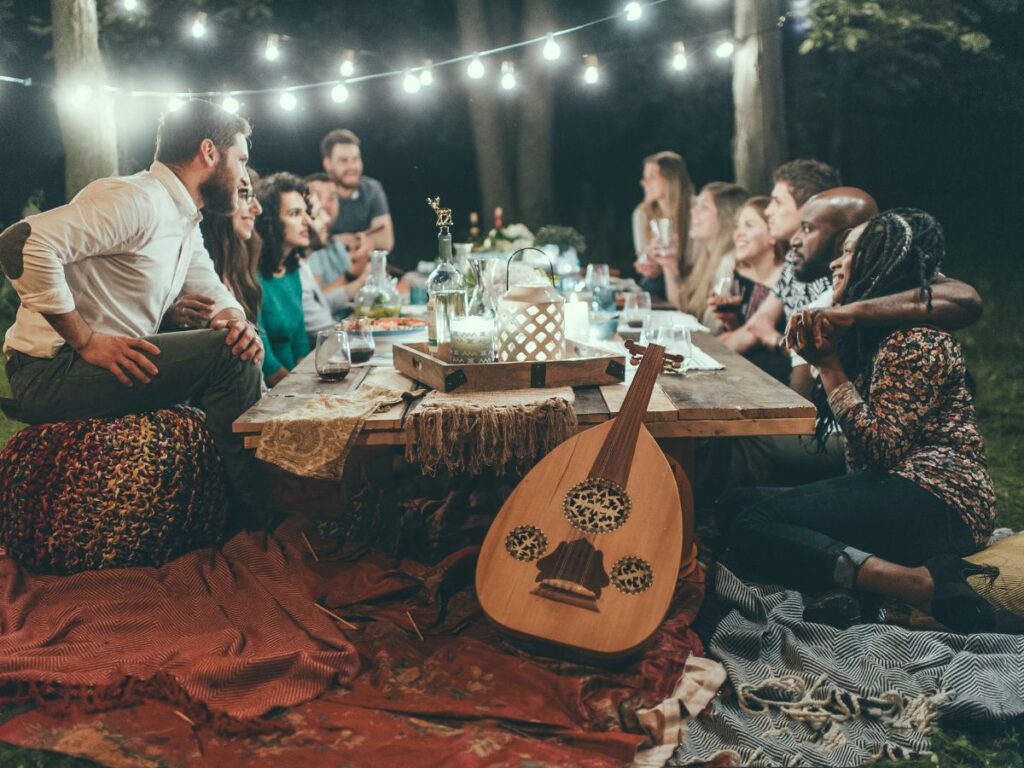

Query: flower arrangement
left=534, top=225, right=587, bottom=255
left=481, top=222, right=535, bottom=253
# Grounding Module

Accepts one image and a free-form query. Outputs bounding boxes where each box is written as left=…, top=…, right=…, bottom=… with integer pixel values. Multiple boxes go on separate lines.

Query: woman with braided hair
left=721, top=209, right=997, bottom=633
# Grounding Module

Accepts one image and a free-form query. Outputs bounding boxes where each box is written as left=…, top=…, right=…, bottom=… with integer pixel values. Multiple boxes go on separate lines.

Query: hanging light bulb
left=122, top=0, right=139, bottom=11
left=167, top=95, right=185, bottom=111
left=467, top=54, right=486, bottom=80
left=500, top=60, right=516, bottom=91
left=190, top=12, right=207, bottom=39
left=331, top=83, right=350, bottom=103
left=582, top=54, right=600, bottom=85
left=403, top=71, right=421, bottom=94
left=279, top=91, right=297, bottom=111
left=264, top=34, right=281, bottom=62
left=59, top=83, right=93, bottom=109
left=542, top=33, right=561, bottom=61
left=671, top=41, right=688, bottom=71
left=624, top=2, right=643, bottom=22
left=419, top=58, right=434, bottom=86
left=715, top=39, right=735, bottom=59
left=339, top=49, right=356, bottom=78
left=221, top=95, right=239, bottom=114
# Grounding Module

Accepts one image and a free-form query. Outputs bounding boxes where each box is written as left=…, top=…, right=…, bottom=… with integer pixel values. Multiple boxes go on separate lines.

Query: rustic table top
left=233, top=332, right=816, bottom=448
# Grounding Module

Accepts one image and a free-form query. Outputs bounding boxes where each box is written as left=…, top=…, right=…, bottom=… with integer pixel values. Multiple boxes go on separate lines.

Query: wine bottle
left=426, top=221, right=466, bottom=352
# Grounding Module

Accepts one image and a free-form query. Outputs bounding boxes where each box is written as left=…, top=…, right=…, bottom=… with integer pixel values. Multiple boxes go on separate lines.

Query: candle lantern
left=496, top=248, right=565, bottom=362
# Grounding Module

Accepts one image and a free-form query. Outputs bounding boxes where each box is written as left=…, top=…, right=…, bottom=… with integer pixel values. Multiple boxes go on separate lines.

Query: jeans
left=720, top=470, right=979, bottom=594
left=6, top=329, right=268, bottom=532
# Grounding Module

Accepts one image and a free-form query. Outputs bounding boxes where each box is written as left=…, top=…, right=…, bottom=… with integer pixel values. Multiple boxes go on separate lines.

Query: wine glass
left=315, top=328, right=352, bottom=381
left=656, top=218, right=673, bottom=249
left=344, top=318, right=376, bottom=364
left=585, top=263, right=611, bottom=290
left=623, top=291, right=652, bottom=330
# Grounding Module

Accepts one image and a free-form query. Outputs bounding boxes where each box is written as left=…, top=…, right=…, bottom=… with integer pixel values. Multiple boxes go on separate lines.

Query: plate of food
left=369, top=316, right=429, bottom=336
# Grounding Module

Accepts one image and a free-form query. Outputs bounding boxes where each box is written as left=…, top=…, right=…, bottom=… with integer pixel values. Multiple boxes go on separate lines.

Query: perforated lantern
left=496, top=248, right=565, bottom=362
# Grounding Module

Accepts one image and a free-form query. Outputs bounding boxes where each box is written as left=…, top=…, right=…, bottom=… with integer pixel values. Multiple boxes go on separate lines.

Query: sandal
left=924, top=554, right=999, bottom=634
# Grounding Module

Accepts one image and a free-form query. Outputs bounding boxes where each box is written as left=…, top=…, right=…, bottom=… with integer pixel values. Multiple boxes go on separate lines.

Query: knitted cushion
left=0, top=406, right=226, bottom=574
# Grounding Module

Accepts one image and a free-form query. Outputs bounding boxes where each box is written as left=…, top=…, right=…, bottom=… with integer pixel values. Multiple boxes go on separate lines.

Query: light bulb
left=542, top=33, right=561, bottom=61
left=190, top=12, right=207, bottom=39
left=167, top=96, right=185, bottom=111
left=264, top=34, right=280, bottom=62
left=419, top=59, right=434, bottom=86
left=331, top=83, right=349, bottom=103
left=672, top=41, right=688, bottom=71
left=122, top=0, right=139, bottom=11
left=403, top=71, right=421, bottom=94
left=60, top=83, right=93, bottom=108
left=221, top=95, right=239, bottom=113
left=467, top=55, right=485, bottom=80
left=715, top=40, right=735, bottom=59
left=624, top=2, right=642, bottom=21
left=500, top=61, right=516, bottom=91
left=583, top=54, right=599, bottom=85
left=339, top=50, right=356, bottom=78
left=279, top=91, right=297, bottom=111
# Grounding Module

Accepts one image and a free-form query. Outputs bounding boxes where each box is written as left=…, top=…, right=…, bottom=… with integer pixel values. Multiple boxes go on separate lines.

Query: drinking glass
left=656, top=218, right=673, bottom=249
left=653, top=324, right=692, bottom=364
left=623, top=291, right=652, bottom=330
left=315, top=328, right=352, bottom=381
left=585, top=263, right=611, bottom=290
left=344, top=318, right=376, bottom=364
left=713, top=276, right=735, bottom=299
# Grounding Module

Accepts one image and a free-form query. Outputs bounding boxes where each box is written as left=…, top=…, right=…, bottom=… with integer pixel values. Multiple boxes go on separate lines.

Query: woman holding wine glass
left=632, top=151, right=694, bottom=300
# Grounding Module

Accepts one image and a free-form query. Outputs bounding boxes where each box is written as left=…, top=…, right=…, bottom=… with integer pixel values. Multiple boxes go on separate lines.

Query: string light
left=500, top=61, right=516, bottom=91
left=122, top=0, right=139, bottom=12
left=671, top=41, right=688, bottom=71
left=59, top=83, right=93, bottom=109
left=418, top=58, right=434, bottom=86
left=330, top=83, right=350, bottom=103
left=278, top=90, right=297, bottom=111
left=264, top=34, right=281, bottom=62
left=467, top=54, right=485, bottom=80
left=402, top=71, right=421, bottom=94
left=624, top=2, right=643, bottom=22
left=167, top=95, right=185, bottom=111
left=715, top=39, right=735, bottom=59
left=582, top=54, right=600, bottom=85
left=221, top=95, right=239, bottom=113
left=190, top=12, right=208, bottom=40
left=542, top=33, right=561, bottom=61
left=339, top=50, right=356, bottom=78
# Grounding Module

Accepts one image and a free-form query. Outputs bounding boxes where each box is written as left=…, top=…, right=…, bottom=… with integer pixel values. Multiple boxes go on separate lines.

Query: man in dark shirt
left=320, top=129, right=394, bottom=274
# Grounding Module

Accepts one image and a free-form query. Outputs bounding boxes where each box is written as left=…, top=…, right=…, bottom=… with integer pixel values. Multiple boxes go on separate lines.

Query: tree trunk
left=515, top=0, right=556, bottom=229
left=456, top=0, right=515, bottom=227
left=731, top=0, right=786, bottom=194
left=51, top=0, right=118, bottom=200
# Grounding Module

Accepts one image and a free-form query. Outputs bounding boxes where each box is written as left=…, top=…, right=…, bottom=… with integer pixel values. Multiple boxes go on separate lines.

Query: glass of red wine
left=315, top=327, right=352, bottom=381
left=345, top=317, right=376, bottom=364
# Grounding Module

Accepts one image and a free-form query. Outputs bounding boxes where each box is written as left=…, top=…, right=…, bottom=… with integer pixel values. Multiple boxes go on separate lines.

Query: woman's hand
left=634, top=256, right=662, bottom=279
left=651, top=236, right=681, bottom=279
left=708, top=294, right=744, bottom=331
left=787, top=309, right=841, bottom=367
left=164, top=293, right=214, bottom=329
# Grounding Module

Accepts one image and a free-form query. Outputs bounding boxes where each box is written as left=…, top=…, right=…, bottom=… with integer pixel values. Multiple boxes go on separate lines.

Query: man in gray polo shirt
left=321, top=129, right=394, bottom=273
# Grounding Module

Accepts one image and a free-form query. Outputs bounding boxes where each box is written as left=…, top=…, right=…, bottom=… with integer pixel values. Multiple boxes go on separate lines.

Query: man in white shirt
left=0, top=99, right=268, bottom=532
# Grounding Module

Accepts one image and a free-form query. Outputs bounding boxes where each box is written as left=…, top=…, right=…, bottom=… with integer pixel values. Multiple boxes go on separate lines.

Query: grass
left=0, top=241, right=1020, bottom=765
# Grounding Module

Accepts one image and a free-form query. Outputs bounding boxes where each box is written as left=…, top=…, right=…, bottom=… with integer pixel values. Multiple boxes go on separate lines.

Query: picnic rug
left=0, top=517, right=706, bottom=767
left=656, top=564, right=1024, bottom=767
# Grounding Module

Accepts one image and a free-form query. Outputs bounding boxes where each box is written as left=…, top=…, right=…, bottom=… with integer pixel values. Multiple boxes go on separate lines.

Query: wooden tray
left=392, top=341, right=626, bottom=393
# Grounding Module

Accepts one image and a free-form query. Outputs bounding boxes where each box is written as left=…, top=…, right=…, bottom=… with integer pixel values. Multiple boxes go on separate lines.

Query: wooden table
left=233, top=333, right=815, bottom=448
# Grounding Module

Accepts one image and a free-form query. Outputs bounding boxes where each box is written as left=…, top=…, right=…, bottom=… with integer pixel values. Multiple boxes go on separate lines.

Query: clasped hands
left=784, top=306, right=854, bottom=366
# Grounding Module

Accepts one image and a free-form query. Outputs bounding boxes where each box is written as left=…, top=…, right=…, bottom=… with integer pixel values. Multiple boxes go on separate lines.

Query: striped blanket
left=665, top=564, right=1024, bottom=767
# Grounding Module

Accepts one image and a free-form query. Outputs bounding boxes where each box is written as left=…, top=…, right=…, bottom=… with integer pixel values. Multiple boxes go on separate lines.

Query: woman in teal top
left=255, top=173, right=313, bottom=386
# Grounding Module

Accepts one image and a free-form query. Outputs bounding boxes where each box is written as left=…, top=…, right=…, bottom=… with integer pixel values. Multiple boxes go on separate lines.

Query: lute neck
left=588, top=343, right=665, bottom=487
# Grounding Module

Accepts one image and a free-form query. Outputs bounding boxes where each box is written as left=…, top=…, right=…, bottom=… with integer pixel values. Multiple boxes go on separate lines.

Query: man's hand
left=164, top=293, right=215, bottom=329
left=785, top=305, right=855, bottom=352
left=78, top=332, right=161, bottom=387
left=211, top=317, right=263, bottom=365
left=708, top=294, right=744, bottom=331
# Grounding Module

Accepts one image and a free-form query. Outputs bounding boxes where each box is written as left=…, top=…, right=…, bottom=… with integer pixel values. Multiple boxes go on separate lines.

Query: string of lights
left=0, top=0, right=795, bottom=116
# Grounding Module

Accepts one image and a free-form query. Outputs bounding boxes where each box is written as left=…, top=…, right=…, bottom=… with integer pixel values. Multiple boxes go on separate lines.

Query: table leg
left=658, top=437, right=697, bottom=575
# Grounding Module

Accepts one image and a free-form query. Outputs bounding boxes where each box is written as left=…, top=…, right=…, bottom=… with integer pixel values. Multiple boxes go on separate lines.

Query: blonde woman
left=657, top=182, right=748, bottom=319
left=632, top=151, right=693, bottom=299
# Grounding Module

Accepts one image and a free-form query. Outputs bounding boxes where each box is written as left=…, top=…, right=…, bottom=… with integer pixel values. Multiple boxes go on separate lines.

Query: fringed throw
left=406, top=387, right=577, bottom=476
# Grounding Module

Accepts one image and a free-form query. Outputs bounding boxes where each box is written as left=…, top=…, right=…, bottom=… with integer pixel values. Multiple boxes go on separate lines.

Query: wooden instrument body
left=475, top=418, right=685, bottom=659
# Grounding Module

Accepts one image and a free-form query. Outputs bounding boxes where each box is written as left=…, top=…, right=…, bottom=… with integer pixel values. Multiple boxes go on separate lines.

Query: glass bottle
left=426, top=224, right=466, bottom=352
left=354, top=250, right=401, bottom=319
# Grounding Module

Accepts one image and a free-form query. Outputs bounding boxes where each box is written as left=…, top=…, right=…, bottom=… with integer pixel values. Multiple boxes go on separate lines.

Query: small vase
left=354, top=250, right=401, bottom=319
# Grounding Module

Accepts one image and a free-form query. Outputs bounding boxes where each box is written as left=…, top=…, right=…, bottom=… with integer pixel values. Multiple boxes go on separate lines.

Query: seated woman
left=631, top=151, right=693, bottom=301
left=721, top=209, right=997, bottom=633
left=255, top=173, right=312, bottom=387
left=657, top=182, right=748, bottom=321
left=711, top=196, right=788, bottom=381
left=300, top=190, right=352, bottom=346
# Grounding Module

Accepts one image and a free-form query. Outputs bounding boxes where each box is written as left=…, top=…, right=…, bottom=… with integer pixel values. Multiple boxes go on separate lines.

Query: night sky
left=0, top=0, right=1021, bottom=271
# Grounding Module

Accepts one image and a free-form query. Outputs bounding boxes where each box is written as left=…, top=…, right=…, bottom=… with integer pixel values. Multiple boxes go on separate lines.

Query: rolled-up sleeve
left=12, top=181, right=153, bottom=315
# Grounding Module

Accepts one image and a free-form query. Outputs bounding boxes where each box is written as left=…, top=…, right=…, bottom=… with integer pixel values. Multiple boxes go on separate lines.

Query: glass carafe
left=354, top=250, right=401, bottom=319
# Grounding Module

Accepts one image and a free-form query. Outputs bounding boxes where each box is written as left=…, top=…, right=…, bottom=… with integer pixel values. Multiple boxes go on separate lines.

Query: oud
left=476, top=341, right=688, bottom=659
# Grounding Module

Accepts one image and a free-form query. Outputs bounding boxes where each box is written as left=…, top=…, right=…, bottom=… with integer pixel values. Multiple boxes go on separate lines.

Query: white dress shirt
left=4, top=161, right=243, bottom=358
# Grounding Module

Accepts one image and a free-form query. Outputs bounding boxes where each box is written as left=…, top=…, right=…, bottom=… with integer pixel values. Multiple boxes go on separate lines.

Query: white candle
left=564, top=297, right=590, bottom=341
left=450, top=316, right=496, bottom=363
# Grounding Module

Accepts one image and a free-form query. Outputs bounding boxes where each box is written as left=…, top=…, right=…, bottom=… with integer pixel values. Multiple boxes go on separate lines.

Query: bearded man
left=0, top=98, right=269, bottom=531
